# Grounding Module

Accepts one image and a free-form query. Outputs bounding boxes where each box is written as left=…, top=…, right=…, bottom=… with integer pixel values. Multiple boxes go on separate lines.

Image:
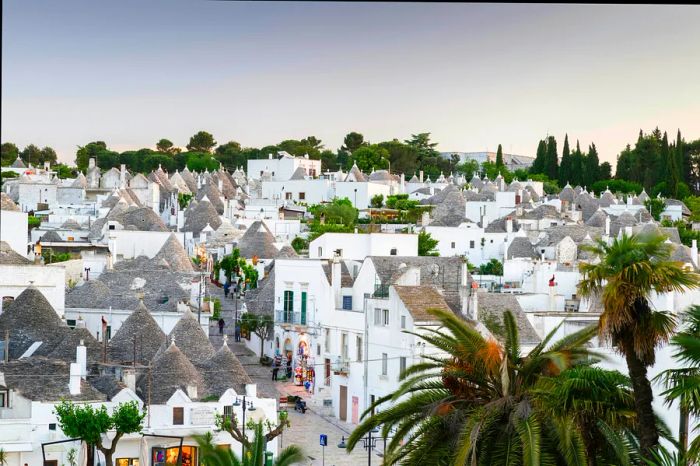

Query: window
left=300, top=291, right=307, bottom=325
left=325, top=328, right=331, bottom=352
left=172, top=407, right=184, bottom=425
left=341, top=332, right=349, bottom=360
left=116, top=459, right=140, bottom=466
left=383, top=309, right=390, bottom=326
left=342, top=296, right=352, bottom=310
left=0, top=390, right=7, bottom=408
left=381, top=353, right=388, bottom=375
left=317, top=344, right=321, bottom=356
left=66, top=319, right=76, bottom=328
left=49, top=423, right=56, bottom=430
left=390, top=248, right=397, bottom=255
left=399, top=357, right=407, bottom=377
left=318, top=247, right=323, bottom=257
left=469, top=240, right=475, bottom=249
left=451, top=242, right=455, bottom=249
left=401, top=315, right=406, bottom=329
left=108, top=224, right=116, bottom=230
left=299, top=192, right=306, bottom=200
left=374, top=308, right=382, bottom=326
left=106, top=325, right=112, bottom=340
left=283, top=290, right=293, bottom=322
left=285, top=192, right=292, bottom=200
left=223, top=405, right=233, bottom=421
left=356, top=336, right=363, bottom=362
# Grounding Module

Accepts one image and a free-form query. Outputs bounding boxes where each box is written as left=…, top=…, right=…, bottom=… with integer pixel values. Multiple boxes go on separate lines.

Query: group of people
left=218, top=317, right=241, bottom=341
left=271, top=354, right=292, bottom=381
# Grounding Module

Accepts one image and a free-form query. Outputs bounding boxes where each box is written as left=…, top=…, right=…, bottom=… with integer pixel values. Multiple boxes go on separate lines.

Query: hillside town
left=2, top=142, right=700, bottom=464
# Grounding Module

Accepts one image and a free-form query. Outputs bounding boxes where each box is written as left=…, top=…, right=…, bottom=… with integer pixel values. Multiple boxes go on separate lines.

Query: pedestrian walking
left=272, top=360, right=279, bottom=381
left=224, top=282, right=230, bottom=298
left=286, top=357, right=293, bottom=379
left=218, top=318, right=225, bottom=335
left=235, top=323, right=241, bottom=342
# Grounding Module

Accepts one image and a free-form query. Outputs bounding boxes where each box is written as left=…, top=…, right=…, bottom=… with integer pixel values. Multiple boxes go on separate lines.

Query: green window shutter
left=301, top=292, right=307, bottom=325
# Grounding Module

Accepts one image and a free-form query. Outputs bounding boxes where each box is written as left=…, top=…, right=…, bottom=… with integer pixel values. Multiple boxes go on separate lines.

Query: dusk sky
left=2, top=1, right=699, bottom=167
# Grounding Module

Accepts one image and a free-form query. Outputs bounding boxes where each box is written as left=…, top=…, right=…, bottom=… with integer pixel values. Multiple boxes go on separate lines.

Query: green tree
left=571, top=140, right=586, bottom=187
left=495, top=144, right=504, bottom=169
left=377, top=139, right=419, bottom=175
left=661, top=132, right=680, bottom=198
left=54, top=401, right=145, bottom=466
left=578, top=233, right=700, bottom=457
left=404, top=132, right=439, bottom=160
left=75, top=141, right=109, bottom=171
left=558, top=134, right=572, bottom=185
left=197, top=421, right=302, bottom=466
left=585, top=142, right=600, bottom=187
left=156, top=138, right=180, bottom=155
left=310, top=198, right=358, bottom=226
left=186, top=131, right=217, bottom=153
left=20, top=144, right=41, bottom=165
left=1, top=142, right=19, bottom=166
left=319, top=149, right=338, bottom=172
left=417, top=230, right=438, bottom=256
left=342, top=132, right=366, bottom=153
left=240, top=313, right=274, bottom=362
left=348, top=308, right=610, bottom=465
left=599, top=161, right=612, bottom=181
left=351, top=145, right=389, bottom=173
left=530, top=139, right=547, bottom=175
left=52, top=163, right=77, bottom=179
left=370, top=194, right=384, bottom=208
left=185, top=152, right=220, bottom=172
left=215, top=141, right=245, bottom=170
left=478, top=258, right=503, bottom=276
left=544, top=135, right=559, bottom=180
left=656, top=305, right=700, bottom=462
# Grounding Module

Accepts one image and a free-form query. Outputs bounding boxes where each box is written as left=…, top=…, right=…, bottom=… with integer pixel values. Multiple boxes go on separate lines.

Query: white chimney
left=692, top=240, right=698, bottom=267
left=419, top=170, right=424, bottom=183
left=186, top=384, right=198, bottom=400
left=549, top=281, right=556, bottom=312
left=245, top=383, right=257, bottom=398
left=76, top=339, right=87, bottom=378
left=605, top=216, right=611, bottom=237
left=120, top=164, right=127, bottom=188
left=268, top=153, right=273, bottom=160
left=44, top=161, right=50, bottom=171
left=331, top=255, right=342, bottom=308
left=123, top=369, right=136, bottom=392
left=421, top=211, right=430, bottom=226
left=69, top=363, right=81, bottom=395
left=506, top=217, right=513, bottom=234
left=88, top=158, right=96, bottom=169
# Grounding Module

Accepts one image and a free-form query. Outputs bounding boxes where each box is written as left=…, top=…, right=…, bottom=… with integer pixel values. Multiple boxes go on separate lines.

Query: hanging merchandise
left=294, top=366, right=303, bottom=386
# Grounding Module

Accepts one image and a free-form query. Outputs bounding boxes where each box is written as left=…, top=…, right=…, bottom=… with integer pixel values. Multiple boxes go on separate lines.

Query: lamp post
left=338, top=427, right=383, bottom=466
left=232, top=395, right=256, bottom=458
left=354, top=188, right=358, bottom=208
left=84, top=267, right=91, bottom=281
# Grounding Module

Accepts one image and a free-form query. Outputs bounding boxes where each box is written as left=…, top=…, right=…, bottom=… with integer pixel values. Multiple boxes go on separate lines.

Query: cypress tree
left=663, top=132, right=679, bottom=197
left=571, top=140, right=585, bottom=187
left=585, top=142, right=600, bottom=187
left=676, top=130, right=686, bottom=184
left=531, top=139, right=547, bottom=175
left=544, top=136, right=559, bottom=181
left=496, top=144, right=504, bottom=169
left=559, top=134, right=571, bottom=185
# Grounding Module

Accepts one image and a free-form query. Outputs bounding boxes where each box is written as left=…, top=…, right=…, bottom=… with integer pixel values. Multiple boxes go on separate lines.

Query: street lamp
left=232, top=395, right=256, bottom=458
left=354, top=188, right=358, bottom=207
left=84, top=267, right=91, bottom=281
left=338, top=427, right=383, bottom=466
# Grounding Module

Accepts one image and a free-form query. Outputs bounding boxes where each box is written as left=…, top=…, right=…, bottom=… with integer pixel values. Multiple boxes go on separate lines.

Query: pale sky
left=2, top=1, right=699, bottom=166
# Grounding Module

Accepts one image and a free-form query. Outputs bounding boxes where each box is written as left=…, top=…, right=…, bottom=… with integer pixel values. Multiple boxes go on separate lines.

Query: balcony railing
left=275, top=310, right=307, bottom=325
left=373, top=284, right=390, bottom=299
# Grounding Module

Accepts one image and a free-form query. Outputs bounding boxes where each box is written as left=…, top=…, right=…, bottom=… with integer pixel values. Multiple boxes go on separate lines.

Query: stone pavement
left=207, top=283, right=384, bottom=464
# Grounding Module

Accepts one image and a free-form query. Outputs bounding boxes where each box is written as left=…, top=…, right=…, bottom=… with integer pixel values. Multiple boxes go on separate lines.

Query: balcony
left=275, top=310, right=307, bottom=326
left=373, top=284, right=390, bottom=299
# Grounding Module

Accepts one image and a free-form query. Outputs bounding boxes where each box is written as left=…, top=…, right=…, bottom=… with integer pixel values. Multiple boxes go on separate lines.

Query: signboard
left=190, top=407, right=215, bottom=425
left=320, top=434, right=327, bottom=446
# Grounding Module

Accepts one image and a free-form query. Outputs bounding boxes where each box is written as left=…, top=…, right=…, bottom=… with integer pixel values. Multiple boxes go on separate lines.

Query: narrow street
left=207, top=283, right=378, bottom=465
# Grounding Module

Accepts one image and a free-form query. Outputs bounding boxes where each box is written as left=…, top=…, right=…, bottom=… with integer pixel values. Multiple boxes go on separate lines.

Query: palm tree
left=535, top=365, right=639, bottom=465
left=656, top=304, right=700, bottom=463
left=196, top=422, right=304, bottom=466
left=578, top=232, right=700, bottom=457
left=347, top=307, right=630, bottom=465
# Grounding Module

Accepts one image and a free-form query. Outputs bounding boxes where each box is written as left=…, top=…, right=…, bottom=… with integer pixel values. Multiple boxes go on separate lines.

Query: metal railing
left=275, top=310, right=307, bottom=325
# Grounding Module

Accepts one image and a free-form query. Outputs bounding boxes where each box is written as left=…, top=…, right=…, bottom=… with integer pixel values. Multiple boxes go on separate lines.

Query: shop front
left=151, top=445, right=197, bottom=466
left=293, top=338, right=315, bottom=392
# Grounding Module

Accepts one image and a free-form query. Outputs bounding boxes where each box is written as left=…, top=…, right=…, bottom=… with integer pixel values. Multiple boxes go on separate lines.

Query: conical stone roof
left=180, top=168, right=198, bottom=193
left=1, top=192, right=20, bottom=211
left=153, top=234, right=193, bottom=272
left=236, top=221, right=279, bottom=259
left=138, top=341, right=206, bottom=403
left=183, top=199, right=222, bottom=234
left=108, top=301, right=166, bottom=364
left=154, top=309, right=215, bottom=364
left=0, top=286, right=65, bottom=358
left=0, top=241, right=30, bottom=265
left=199, top=339, right=252, bottom=397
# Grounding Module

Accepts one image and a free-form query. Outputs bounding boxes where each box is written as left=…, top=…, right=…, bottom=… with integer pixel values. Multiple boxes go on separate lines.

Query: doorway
left=324, top=358, right=331, bottom=386
left=339, top=385, right=348, bottom=421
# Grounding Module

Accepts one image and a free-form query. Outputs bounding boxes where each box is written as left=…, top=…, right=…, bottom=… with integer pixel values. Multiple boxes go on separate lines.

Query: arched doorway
left=283, top=338, right=293, bottom=358
left=297, top=340, right=309, bottom=358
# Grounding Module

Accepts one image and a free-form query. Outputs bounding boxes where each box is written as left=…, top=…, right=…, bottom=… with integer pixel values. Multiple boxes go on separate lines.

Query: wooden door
left=339, top=385, right=348, bottom=421
left=324, top=358, right=331, bottom=386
